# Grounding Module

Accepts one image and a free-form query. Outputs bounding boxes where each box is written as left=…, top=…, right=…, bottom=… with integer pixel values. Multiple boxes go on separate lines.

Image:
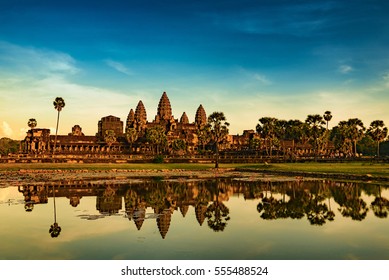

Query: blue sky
left=1, top=0, right=389, bottom=139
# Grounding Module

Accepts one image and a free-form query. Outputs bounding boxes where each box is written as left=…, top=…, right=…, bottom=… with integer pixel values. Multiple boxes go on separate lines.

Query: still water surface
left=1, top=178, right=389, bottom=260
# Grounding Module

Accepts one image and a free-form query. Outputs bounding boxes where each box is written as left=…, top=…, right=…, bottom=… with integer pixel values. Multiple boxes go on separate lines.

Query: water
left=1, top=178, right=389, bottom=260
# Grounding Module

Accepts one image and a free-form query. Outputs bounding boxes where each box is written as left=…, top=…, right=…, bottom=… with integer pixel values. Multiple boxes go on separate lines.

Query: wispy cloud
left=0, top=41, right=79, bottom=76
left=339, top=64, right=353, bottom=74
left=237, top=67, right=272, bottom=86
left=105, top=59, right=134, bottom=76
left=253, top=73, right=272, bottom=85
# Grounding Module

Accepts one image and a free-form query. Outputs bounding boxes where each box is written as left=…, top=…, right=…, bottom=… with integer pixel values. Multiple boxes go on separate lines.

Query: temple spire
left=156, top=92, right=172, bottom=122
left=180, top=112, right=189, bottom=124
left=195, top=104, right=207, bottom=127
left=135, top=101, right=147, bottom=124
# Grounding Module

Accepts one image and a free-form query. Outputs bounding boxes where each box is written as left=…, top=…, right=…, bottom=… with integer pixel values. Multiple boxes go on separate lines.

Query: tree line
left=254, top=111, right=388, bottom=158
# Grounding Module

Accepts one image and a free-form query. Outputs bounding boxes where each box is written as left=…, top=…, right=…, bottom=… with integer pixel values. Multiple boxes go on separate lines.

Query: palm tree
left=347, top=118, right=365, bottom=156
left=53, top=97, right=65, bottom=153
left=367, top=120, right=388, bottom=157
left=256, top=117, right=278, bottom=157
left=207, top=112, right=229, bottom=168
left=323, top=111, right=332, bottom=131
left=305, top=114, right=326, bottom=160
left=27, top=118, right=37, bottom=130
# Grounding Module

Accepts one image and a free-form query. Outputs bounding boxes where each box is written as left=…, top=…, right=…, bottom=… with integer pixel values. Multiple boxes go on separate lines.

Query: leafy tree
left=125, top=127, right=138, bottom=153
left=171, top=139, right=186, bottom=155
left=53, top=97, right=65, bottom=153
left=256, top=117, right=278, bottom=157
left=284, top=119, right=304, bottom=155
left=367, top=120, right=388, bottom=157
left=104, top=130, right=117, bottom=150
left=207, top=112, right=229, bottom=168
left=0, top=137, right=20, bottom=155
left=145, top=126, right=167, bottom=155
left=197, top=125, right=211, bottom=151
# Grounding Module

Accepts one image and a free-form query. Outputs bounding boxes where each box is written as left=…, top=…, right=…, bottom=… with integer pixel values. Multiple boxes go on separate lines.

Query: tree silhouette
left=207, top=112, right=229, bottom=168
left=367, top=120, right=388, bottom=157
left=49, top=185, right=61, bottom=238
left=53, top=97, right=65, bottom=154
left=370, top=185, right=389, bottom=218
left=205, top=180, right=230, bottom=232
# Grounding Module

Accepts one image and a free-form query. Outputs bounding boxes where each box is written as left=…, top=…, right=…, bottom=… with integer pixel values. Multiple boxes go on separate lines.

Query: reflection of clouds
left=76, top=213, right=121, bottom=220
left=77, top=214, right=106, bottom=220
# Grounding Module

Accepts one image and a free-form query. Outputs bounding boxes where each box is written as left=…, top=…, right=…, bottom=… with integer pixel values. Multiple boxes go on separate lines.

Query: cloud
left=237, top=67, right=272, bottom=86
left=253, top=73, right=272, bottom=85
left=1, top=121, right=13, bottom=137
left=0, top=41, right=79, bottom=76
left=105, top=59, right=134, bottom=76
left=339, top=64, right=353, bottom=74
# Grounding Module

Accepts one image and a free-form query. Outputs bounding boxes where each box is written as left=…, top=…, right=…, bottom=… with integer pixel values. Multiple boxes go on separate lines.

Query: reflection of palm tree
left=333, top=183, right=368, bottom=221
left=49, top=185, right=61, bottom=238
left=371, top=185, right=389, bottom=218
left=305, top=182, right=334, bottom=226
left=205, top=180, right=230, bottom=232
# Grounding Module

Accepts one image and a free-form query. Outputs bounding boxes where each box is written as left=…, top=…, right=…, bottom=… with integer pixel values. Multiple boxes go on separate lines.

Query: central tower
left=155, top=92, right=172, bottom=123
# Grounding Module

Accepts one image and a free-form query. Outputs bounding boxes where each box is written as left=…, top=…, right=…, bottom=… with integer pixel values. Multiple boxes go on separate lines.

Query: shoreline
left=1, top=164, right=389, bottom=186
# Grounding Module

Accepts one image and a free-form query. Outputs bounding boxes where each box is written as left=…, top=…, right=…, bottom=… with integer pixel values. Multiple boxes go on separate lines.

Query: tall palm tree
left=207, top=112, right=229, bottom=168
left=367, top=120, right=388, bottom=157
left=347, top=118, right=365, bottom=156
left=256, top=117, right=278, bottom=157
left=305, top=114, right=326, bottom=160
left=53, top=97, right=65, bottom=153
left=323, top=111, right=332, bottom=131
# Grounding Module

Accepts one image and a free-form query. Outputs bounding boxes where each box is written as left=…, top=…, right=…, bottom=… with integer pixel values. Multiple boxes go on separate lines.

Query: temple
left=21, top=92, right=214, bottom=155
left=20, top=91, right=335, bottom=160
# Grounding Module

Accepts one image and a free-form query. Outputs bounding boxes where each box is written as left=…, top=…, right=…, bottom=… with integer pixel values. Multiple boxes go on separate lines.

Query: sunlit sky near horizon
left=1, top=0, right=389, bottom=139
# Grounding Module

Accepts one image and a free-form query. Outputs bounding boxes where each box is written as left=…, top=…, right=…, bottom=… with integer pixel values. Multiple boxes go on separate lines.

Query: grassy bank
left=0, top=162, right=388, bottom=178
left=236, top=162, right=389, bottom=178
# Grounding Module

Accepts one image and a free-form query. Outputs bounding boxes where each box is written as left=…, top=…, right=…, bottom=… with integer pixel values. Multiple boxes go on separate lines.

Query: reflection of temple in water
left=16, top=179, right=389, bottom=238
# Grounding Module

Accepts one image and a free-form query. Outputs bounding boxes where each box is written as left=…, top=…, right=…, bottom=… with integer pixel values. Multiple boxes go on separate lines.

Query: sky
left=1, top=0, right=389, bottom=139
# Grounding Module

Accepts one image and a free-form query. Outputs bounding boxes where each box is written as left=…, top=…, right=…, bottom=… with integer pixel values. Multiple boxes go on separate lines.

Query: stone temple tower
left=195, top=104, right=207, bottom=128
left=155, top=92, right=172, bottom=123
left=134, top=100, right=147, bottom=131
